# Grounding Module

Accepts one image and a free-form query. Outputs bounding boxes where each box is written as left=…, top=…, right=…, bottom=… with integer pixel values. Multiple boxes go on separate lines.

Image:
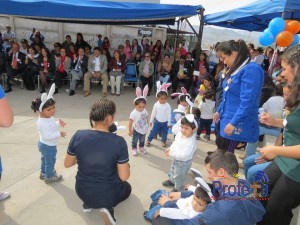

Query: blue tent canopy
left=203, top=0, right=300, bottom=31
left=0, top=0, right=202, bottom=25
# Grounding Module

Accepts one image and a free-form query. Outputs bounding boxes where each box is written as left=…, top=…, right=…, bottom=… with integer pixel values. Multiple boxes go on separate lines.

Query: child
left=171, top=87, right=190, bottom=123
left=196, top=90, right=215, bottom=141
left=195, top=74, right=213, bottom=107
left=31, top=84, right=66, bottom=184
left=146, top=82, right=172, bottom=148
left=129, top=85, right=149, bottom=156
left=144, top=186, right=211, bottom=221
left=163, top=114, right=197, bottom=191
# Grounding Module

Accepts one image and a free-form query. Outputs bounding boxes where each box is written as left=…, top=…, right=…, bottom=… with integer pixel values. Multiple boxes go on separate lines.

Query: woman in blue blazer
left=213, top=40, right=264, bottom=152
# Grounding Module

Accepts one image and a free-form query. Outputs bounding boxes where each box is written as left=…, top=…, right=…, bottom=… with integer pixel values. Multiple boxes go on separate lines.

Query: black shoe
left=54, top=88, right=58, bottom=94
left=162, top=180, right=175, bottom=187
left=69, top=90, right=75, bottom=96
left=82, top=202, right=92, bottom=213
left=100, top=208, right=116, bottom=225
left=4, top=87, right=12, bottom=93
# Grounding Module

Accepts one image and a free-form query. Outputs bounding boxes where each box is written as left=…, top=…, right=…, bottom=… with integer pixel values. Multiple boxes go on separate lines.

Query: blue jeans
left=244, top=153, right=271, bottom=183
left=246, top=125, right=281, bottom=157
left=38, top=141, right=57, bottom=179
left=148, top=120, right=168, bottom=143
left=169, top=159, right=192, bottom=191
left=159, top=75, right=170, bottom=84
left=132, top=129, right=146, bottom=149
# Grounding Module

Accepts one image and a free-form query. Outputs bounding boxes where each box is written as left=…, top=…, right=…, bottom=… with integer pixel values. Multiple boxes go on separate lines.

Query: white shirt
left=170, top=131, right=196, bottom=161
left=37, top=117, right=61, bottom=146
left=94, top=56, right=101, bottom=71
left=3, top=31, right=16, bottom=49
left=174, top=104, right=187, bottom=122
left=160, top=195, right=201, bottom=219
left=149, top=101, right=172, bottom=126
left=20, top=47, right=28, bottom=55
left=254, top=54, right=264, bottom=65
left=129, top=109, right=148, bottom=135
left=208, top=49, right=219, bottom=64
left=262, top=96, right=285, bottom=119
left=172, top=119, right=181, bottom=136
left=199, top=99, right=215, bottom=119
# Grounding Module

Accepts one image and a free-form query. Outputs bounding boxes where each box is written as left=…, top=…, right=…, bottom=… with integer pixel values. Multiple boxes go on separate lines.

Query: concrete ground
left=0, top=84, right=298, bottom=225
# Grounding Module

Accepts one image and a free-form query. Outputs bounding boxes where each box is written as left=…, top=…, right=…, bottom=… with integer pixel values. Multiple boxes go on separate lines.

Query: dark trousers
left=197, top=118, right=213, bottom=136
left=21, top=67, right=38, bottom=89
left=140, top=75, right=153, bottom=93
left=5, top=65, right=22, bottom=88
left=54, top=70, right=68, bottom=88
left=215, top=130, right=239, bottom=153
left=152, top=216, right=171, bottom=225
left=132, top=129, right=146, bottom=149
left=172, top=76, right=190, bottom=93
left=258, top=161, right=300, bottom=225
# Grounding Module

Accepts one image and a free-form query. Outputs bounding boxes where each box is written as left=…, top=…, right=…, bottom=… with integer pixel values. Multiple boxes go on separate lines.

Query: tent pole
left=185, top=18, right=200, bottom=39
left=195, top=8, right=205, bottom=61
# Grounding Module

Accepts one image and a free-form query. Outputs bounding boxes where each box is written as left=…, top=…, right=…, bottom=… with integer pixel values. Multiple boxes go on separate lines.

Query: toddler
left=195, top=75, right=213, bottom=107
left=146, top=82, right=172, bottom=148
left=171, top=87, right=190, bottom=123
left=196, top=90, right=215, bottom=141
left=163, top=115, right=197, bottom=191
left=31, top=84, right=66, bottom=184
left=129, top=85, right=149, bottom=156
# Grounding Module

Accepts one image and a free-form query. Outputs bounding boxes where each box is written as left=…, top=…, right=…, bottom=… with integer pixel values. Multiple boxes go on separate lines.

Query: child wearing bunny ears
left=171, top=87, right=191, bottom=123
left=31, top=84, right=66, bottom=184
left=129, top=85, right=149, bottom=156
left=146, top=82, right=172, bottom=148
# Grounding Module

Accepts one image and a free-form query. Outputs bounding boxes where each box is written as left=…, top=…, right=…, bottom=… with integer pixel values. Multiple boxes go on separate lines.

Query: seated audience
left=139, top=52, right=154, bottom=94
left=109, top=50, right=126, bottom=96
left=38, top=47, right=55, bottom=93
left=21, top=46, right=39, bottom=90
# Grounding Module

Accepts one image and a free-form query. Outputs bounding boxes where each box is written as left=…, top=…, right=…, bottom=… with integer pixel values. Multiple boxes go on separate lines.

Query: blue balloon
left=290, top=34, right=299, bottom=46
left=268, top=17, right=285, bottom=36
left=259, top=29, right=275, bottom=46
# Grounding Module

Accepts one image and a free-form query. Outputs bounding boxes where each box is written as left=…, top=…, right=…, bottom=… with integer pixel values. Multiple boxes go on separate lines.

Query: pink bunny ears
left=133, top=85, right=149, bottom=103
left=171, top=87, right=191, bottom=98
left=156, top=81, right=171, bottom=97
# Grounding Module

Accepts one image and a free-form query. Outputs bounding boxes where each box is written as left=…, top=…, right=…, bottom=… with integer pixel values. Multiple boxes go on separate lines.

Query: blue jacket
left=169, top=192, right=265, bottom=225
left=217, top=62, right=264, bottom=142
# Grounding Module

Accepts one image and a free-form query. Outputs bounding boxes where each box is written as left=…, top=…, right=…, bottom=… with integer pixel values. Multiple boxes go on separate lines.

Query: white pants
left=110, top=75, right=122, bottom=94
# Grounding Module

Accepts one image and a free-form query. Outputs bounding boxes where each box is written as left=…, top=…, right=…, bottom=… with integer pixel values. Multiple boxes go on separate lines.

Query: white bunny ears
left=171, top=87, right=191, bottom=98
left=134, top=85, right=149, bottom=103
left=39, top=83, right=55, bottom=112
left=156, top=81, right=171, bottom=97
left=185, top=114, right=198, bottom=129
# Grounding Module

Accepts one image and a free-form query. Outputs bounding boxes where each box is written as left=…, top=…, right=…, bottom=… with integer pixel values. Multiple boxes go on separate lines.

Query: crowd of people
left=1, top=24, right=300, bottom=225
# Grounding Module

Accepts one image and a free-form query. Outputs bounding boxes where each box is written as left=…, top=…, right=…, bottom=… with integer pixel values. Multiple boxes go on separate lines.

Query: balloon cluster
left=259, top=18, right=300, bottom=47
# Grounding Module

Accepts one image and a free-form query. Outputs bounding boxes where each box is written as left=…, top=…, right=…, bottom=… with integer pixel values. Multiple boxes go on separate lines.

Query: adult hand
left=260, top=146, right=278, bottom=161
left=213, top=112, right=220, bottom=124
left=168, top=192, right=181, bottom=201
left=224, top=123, right=235, bottom=136
left=153, top=209, right=160, bottom=219
left=260, top=113, right=275, bottom=126
left=255, top=156, right=267, bottom=165
left=158, top=195, right=171, bottom=206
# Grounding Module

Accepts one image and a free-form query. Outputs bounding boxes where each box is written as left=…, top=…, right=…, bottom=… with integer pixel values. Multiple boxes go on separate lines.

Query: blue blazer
left=217, top=62, right=264, bottom=142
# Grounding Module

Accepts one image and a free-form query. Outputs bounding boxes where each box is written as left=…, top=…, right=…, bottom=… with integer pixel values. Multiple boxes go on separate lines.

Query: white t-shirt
left=129, top=109, right=148, bottom=135
left=37, top=117, right=61, bottom=146
left=170, top=131, right=196, bottom=161
left=160, top=195, right=201, bottom=219
left=199, top=99, right=215, bottom=120
left=94, top=56, right=101, bottom=71
left=150, top=101, right=172, bottom=126
left=174, top=104, right=187, bottom=122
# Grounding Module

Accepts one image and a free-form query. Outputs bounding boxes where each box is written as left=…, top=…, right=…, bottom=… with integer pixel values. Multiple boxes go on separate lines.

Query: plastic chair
left=123, top=63, right=139, bottom=87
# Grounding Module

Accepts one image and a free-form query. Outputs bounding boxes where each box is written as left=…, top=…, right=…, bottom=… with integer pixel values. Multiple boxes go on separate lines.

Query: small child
left=97, top=34, right=103, bottom=49
left=196, top=90, right=215, bottom=141
left=195, top=75, right=214, bottom=107
left=171, top=87, right=190, bottom=123
left=129, top=85, right=149, bottom=156
left=144, top=186, right=211, bottom=221
left=163, top=115, right=197, bottom=191
left=31, top=84, right=66, bottom=184
left=146, top=82, right=172, bottom=148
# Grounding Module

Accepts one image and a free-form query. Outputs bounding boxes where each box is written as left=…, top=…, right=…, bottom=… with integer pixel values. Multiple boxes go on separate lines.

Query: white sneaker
left=132, top=149, right=138, bottom=156
left=0, top=192, right=10, bottom=201
left=139, top=147, right=147, bottom=155
left=100, top=208, right=116, bottom=225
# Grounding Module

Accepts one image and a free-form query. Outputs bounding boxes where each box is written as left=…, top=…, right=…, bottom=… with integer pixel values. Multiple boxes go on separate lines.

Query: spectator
left=131, top=39, right=142, bottom=58
left=83, top=47, right=108, bottom=98
left=97, top=34, right=103, bottom=49
left=109, top=50, right=126, bottom=96
left=141, top=37, right=150, bottom=57
left=61, top=35, right=74, bottom=53
left=68, top=43, right=77, bottom=61
left=38, top=47, right=55, bottom=93
left=50, top=42, right=61, bottom=59
left=19, top=39, right=29, bottom=55
left=150, top=40, right=163, bottom=63
left=2, top=25, right=16, bottom=50
left=29, top=28, right=45, bottom=43
left=84, top=45, right=92, bottom=57
left=102, top=48, right=111, bottom=64
left=162, top=39, right=174, bottom=58
left=75, top=32, right=91, bottom=50
left=139, top=52, right=154, bottom=94
left=102, top=37, right=110, bottom=51
left=30, top=34, right=45, bottom=49
left=254, top=47, right=265, bottom=66
left=4, top=42, right=26, bottom=93
left=118, top=45, right=127, bottom=62
left=124, top=40, right=132, bottom=61
left=21, top=46, right=39, bottom=90
left=157, top=54, right=172, bottom=84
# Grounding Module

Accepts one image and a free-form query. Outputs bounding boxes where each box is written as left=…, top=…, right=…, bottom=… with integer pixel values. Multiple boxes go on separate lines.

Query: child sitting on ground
left=163, top=114, right=197, bottom=191
left=196, top=90, right=215, bottom=141
left=146, top=82, right=172, bottom=148
left=128, top=85, right=149, bottom=156
left=31, top=84, right=66, bottom=184
left=144, top=186, right=211, bottom=221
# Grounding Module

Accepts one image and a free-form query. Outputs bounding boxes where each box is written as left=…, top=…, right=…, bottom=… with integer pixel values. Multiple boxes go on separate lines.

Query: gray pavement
left=1, top=84, right=297, bottom=225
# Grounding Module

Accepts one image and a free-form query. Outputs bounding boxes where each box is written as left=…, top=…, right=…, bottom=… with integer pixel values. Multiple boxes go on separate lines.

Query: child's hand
left=168, top=192, right=181, bottom=201
left=165, top=148, right=170, bottom=156
left=60, top=131, right=67, bottom=138
left=153, top=209, right=160, bottom=219
left=59, top=119, right=66, bottom=127
left=158, top=195, right=171, bottom=206
left=128, top=130, right=132, bottom=136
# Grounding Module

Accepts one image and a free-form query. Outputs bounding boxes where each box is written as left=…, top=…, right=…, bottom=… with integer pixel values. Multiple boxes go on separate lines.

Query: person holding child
left=31, top=84, right=66, bottom=183
left=64, top=99, right=131, bottom=225
left=129, top=85, right=149, bottom=156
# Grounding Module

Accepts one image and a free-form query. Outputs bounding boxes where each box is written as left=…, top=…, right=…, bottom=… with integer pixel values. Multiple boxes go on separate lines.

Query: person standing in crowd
left=5, top=42, right=26, bottom=93
left=19, top=39, right=29, bottom=55
left=69, top=47, right=88, bottom=96
left=102, top=37, right=110, bottom=51
left=139, top=52, right=154, bottom=94
left=2, top=25, right=16, bottom=50
left=213, top=40, right=264, bottom=152
left=258, top=45, right=300, bottom=225
left=61, top=35, right=74, bottom=54
left=75, top=33, right=91, bottom=50
left=97, top=34, right=103, bottom=49
left=30, top=28, right=45, bottom=43
left=0, top=84, right=13, bottom=200
left=124, top=40, right=132, bottom=62
left=64, top=99, right=131, bottom=225
left=131, top=39, right=142, bottom=58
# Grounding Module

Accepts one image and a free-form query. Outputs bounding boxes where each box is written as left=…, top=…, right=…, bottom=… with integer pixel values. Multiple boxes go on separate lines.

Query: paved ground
left=0, top=84, right=298, bottom=225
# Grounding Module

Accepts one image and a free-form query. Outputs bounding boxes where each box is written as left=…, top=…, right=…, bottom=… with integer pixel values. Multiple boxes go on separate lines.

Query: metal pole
left=196, top=8, right=205, bottom=62
left=185, top=18, right=200, bottom=39
left=175, top=19, right=180, bottom=48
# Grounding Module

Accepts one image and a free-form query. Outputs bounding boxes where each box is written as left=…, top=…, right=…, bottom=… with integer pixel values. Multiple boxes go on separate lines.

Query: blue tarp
left=204, top=0, right=300, bottom=31
left=0, top=0, right=201, bottom=25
